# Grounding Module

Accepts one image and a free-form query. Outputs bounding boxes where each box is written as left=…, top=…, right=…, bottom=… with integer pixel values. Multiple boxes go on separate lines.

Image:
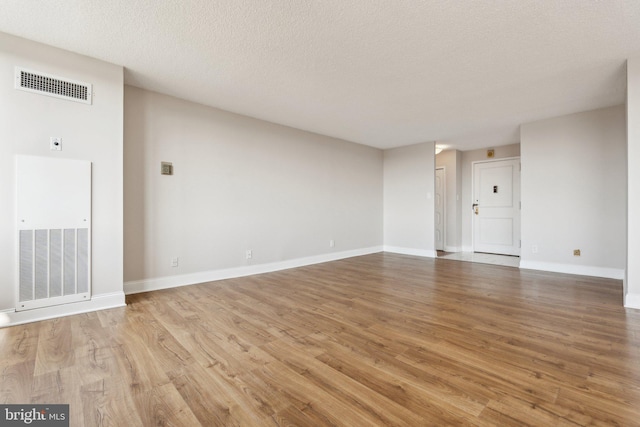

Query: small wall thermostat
left=161, top=161, right=173, bottom=175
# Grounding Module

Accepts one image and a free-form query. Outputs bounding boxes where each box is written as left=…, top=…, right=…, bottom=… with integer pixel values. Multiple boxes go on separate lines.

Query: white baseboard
left=383, top=246, right=437, bottom=258
left=0, top=291, right=126, bottom=328
left=462, top=245, right=473, bottom=252
left=624, top=292, right=640, bottom=310
left=125, top=246, right=384, bottom=295
left=519, top=260, right=624, bottom=280
left=444, top=246, right=461, bottom=253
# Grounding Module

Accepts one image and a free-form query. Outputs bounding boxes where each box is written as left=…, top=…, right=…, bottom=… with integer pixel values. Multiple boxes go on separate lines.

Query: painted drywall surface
left=0, top=33, right=124, bottom=310
left=521, top=106, right=626, bottom=277
left=455, top=150, right=463, bottom=250
left=461, top=144, right=521, bottom=251
left=436, top=149, right=462, bottom=251
left=383, top=142, right=436, bottom=256
left=627, top=58, right=640, bottom=308
left=124, top=86, right=383, bottom=283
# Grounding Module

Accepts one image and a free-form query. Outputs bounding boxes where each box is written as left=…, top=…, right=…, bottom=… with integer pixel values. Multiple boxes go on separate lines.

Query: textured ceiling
left=1, top=1, right=639, bottom=150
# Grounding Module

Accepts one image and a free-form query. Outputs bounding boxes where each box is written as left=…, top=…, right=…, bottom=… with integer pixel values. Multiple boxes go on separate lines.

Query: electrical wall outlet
left=573, top=249, right=581, bottom=256
left=531, top=245, right=538, bottom=254
left=246, top=250, right=252, bottom=259
left=330, top=240, right=335, bottom=248
left=171, top=257, right=179, bottom=267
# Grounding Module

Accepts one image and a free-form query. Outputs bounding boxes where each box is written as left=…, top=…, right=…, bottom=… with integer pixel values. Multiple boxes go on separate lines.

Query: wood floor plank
left=95, top=306, right=128, bottom=329
left=133, top=382, right=201, bottom=427
left=169, top=361, right=276, bottom=426
left=487, top=392, right=606, bottom=427
left=34, top=317, right=75, bottom=375
left=124, top=312, right=194, bottom=374
left=250, top=360, right=406, bottom=427
left=2, top=253, right=640, bottom=426
left=81, top=377, right=144, bottom=427
left=554, top=385, right=640, bottom=425
left=147, top=301, right=247, bottom=376
left=31, top=367, right=84, bottom=425
left=69, top=313, right=120, bottom=387
left=260, top=336, right=427, bottom=426
left=109, top=327, right=172, bottom=396
left=396, top=346, right=559, bottom=405
left=314, top=345, right=485, bottom=425
left=0, top=360, right=34, bottom=404
left=0, top=322, right=39, bottom=369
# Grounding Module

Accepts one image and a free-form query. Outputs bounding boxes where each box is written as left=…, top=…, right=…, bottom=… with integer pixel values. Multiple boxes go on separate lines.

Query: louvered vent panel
left=50, top=230, right=63, bottom=298
left=77, top=228, right=89, bottom=293
left=19, top=230, right=33, bottom=302
left=35, top=230, right=48, bottom=299
left=63, top=229, right=76, bottom=295
left=15, top=67, right=92, bottom=104
left=18, top=228, right=90, bottom=308
left=17, top=156, right=91, bottom=311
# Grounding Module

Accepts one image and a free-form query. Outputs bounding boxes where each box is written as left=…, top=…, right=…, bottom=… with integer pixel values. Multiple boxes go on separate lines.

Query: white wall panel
left=0, top=32, right=124, bottom=318
left=124, top=86, right=383, bottom=284
left=626, top=58, right=640, bottom=308
left=383, top=142, right=436, bottom=256
left=520, top=106, right=626, bottom=279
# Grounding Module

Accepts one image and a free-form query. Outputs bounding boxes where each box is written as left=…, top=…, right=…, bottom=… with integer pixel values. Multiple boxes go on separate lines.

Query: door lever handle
left=472, top=203, right=479, bottom=215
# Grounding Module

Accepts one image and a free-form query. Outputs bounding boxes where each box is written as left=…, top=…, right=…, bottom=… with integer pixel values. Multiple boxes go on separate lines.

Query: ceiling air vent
left=15, top=67, right=92, bottom=105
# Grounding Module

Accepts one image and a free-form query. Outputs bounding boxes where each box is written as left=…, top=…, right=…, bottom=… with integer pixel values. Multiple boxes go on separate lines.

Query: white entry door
left=435, top=168, right=445, bottom=251
left=473, top=158, right=520, bottom=256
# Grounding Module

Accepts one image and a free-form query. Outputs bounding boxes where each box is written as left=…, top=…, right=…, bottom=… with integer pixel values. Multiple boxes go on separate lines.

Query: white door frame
left=435, top=167, right=446, bottom=252
left=471, top=156, right=521, bottom=255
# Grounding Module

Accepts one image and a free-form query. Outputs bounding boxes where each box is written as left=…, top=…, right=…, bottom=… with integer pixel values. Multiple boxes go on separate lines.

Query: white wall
left=436, top=149, right=462, bottom=251
left=461, top=144, right=521, bottom=251
left=627, top=58, right=640, bottom=308
left=383, top=142, right=436, bottom=257
left=520, top=106, right=626, bottom=279
left=0, top=33, right=125, bottom=324
left=124, top=86, right=383, bottom=292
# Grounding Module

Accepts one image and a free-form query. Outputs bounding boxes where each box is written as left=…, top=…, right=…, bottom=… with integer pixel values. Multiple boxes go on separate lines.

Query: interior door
left=435, top=168, right=445, bottom=251
left=473, top=158, right=520, bottom=255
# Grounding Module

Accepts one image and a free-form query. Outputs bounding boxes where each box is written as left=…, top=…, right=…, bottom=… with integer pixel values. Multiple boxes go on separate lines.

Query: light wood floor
left=2, top=253, right=640, bottom=426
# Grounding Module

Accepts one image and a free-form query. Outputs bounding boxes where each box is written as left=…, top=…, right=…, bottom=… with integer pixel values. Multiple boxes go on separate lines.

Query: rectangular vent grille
left=15, top=67, right=92, bottom=104
left=18, top=228, right=90, bottom=310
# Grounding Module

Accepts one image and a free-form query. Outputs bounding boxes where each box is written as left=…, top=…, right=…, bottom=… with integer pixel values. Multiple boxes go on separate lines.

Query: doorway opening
left=435, top=154, right=521, bottom=268
left=472, top=157, right=521, bottom=257
left=435, top=167, right=445, bottom=251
